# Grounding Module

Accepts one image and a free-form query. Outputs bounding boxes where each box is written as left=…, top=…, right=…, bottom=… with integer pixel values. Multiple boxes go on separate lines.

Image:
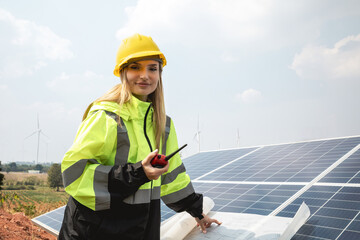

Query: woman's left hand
left=195, top=214, right=222, bottom=234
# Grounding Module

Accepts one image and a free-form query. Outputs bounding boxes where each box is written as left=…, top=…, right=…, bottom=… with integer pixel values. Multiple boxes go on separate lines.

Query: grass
left=1, top=172, right=69, bottom=217
left=13, top=187, right=69, bottom=202
left=1, top=188, right=69, bottom=217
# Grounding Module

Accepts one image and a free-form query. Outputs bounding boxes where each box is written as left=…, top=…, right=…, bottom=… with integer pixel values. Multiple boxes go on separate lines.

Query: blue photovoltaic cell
left=196, top=182, right=301, bottom=215
left=32, top=206, right=65, bottom=234
left=320, top=148, right=360, bottom=183
left=160, top=182, right=302, bottom=221
left=201, top=137, right=360, bottom=183
left=277, top=186, right=360, bottom=239
left=182, top=147, right=258, bottom=179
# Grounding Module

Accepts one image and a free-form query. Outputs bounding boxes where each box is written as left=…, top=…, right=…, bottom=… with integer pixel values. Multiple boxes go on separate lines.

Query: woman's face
left=126, top=60, right=160, bottom=101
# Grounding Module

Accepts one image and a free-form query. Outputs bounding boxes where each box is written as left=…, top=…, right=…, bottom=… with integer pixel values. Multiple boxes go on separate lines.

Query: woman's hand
left=142, top=149, right=169, bottom=180
left=195, top=214, right=222, bottom=234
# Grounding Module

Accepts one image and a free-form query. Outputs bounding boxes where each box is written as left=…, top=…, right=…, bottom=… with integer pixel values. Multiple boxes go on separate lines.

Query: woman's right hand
left=142, top=149, right=169, bottom=180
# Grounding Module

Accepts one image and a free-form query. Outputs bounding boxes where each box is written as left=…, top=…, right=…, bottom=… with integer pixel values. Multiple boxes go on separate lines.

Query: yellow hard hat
left=113, top=33, right=167, bottom=77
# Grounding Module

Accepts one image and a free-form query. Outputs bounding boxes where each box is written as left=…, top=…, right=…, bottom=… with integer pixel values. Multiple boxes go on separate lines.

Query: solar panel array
left=33, top=135, right=360, bottom=239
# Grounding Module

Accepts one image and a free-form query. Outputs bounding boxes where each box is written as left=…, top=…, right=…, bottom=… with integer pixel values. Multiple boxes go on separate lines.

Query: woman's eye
left=129, top=65, right=139, bottom=70
left=149, top=67, right=158, bottom=72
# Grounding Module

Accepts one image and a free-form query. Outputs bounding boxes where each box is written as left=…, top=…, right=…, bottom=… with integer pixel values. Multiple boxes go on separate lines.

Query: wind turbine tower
left=24, top=114, right=48, bottom=164
left=194, top=115, right=201, bottom=153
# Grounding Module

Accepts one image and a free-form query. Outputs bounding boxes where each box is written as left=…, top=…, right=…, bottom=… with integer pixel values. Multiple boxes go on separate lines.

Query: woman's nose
left=139, top=69, right=149, bottom=79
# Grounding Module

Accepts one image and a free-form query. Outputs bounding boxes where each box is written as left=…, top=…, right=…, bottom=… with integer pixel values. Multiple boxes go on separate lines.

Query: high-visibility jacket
left=58, top=96, right=203, bottom=240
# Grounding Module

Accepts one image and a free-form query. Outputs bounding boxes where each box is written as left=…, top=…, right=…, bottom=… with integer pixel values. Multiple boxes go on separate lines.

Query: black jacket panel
left=58, top=197, right=161, bottom=240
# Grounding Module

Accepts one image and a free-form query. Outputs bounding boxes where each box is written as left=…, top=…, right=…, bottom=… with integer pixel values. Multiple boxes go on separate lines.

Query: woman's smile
left=136, top=82, right=151, bottom=87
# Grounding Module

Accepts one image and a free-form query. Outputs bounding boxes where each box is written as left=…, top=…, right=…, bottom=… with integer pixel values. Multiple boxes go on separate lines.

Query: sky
left=0, top=0, right=359, bottom=164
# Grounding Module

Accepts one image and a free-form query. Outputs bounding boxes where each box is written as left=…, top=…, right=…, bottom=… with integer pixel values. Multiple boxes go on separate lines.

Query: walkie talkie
left=150, top=144, right=187, bottom=168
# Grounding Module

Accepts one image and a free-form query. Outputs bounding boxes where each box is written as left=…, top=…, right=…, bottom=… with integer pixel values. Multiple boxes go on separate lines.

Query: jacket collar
left=89, top=95, right=153, bottom=121
left=121, top=95, right=152, bottom=121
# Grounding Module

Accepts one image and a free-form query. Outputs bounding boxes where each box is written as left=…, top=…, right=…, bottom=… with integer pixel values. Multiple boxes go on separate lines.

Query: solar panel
left=278, top=186, right=360, bottom=239
left=32, top=135, right=360, bottom=239
left=182, top=147, right=258, bottom=179
left=198, top=137, right=360, bottom=183
left=32, top=206, right=65, bottom=236
left=319, top=149, right=360, bottom=183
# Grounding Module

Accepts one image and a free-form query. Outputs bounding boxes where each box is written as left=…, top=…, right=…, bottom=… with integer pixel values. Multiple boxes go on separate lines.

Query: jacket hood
left=88, top=95, right=153, bottom=121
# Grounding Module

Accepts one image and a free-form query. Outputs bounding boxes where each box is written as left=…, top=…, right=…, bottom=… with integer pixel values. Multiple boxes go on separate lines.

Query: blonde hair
left=82, top=64, right=166, bottom=150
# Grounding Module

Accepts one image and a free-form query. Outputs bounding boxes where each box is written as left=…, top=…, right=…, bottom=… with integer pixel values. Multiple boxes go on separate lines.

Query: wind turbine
left=24, top=114, right=49, bottom=164
left=193, top=115, right=201, bottom=153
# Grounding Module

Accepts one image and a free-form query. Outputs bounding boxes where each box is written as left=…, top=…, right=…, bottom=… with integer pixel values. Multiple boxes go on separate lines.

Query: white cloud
left=115, top=0, right=357, bottom=52
left=221, top=52, right=238, bottom=62
left=291, top=34, right=360, bottom=80
left=0, top=86, right=81, bottom=163
left=116, top=0, right=269, bottom=46
left=0, top=8, right=74, bottom=78
left=0, top=84, right=8, bottom=91
left=26, top=101, right=81, bottom=119
left=47, top=71, right=106, bottom=95
left=236, top=88, right=263, bottom=103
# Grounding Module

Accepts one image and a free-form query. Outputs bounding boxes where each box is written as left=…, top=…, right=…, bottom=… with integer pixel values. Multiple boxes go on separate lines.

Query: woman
left=58, top=33, right=220, bottom=240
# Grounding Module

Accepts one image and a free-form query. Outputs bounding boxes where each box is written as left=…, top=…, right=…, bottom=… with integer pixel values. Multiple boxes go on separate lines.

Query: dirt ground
left=0, top=208, right=56, bottom=240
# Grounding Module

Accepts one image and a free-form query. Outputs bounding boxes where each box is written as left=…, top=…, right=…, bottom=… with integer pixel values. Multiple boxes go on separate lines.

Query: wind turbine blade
left=40, top=131, right=49, bottom=139
left=24, top=130, right=38, bottom=139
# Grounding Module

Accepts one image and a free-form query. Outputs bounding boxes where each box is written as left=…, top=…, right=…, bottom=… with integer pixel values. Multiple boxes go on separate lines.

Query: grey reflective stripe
left=151, top=186, right=161, bottom=200
left=116, top=118, right=129, bottom=166
left=104, top=111, right=130, bottom=166
left=161, top=163, right=186, bottom=185
left=94, top=165, right=113, bottom=210
left=123, top=186, right=161, bottom=204
left=161, top=182, right=195, bottom=204
left=62, top=159, right=99, bottom=187
left=162, top=116, right=171, bottom=155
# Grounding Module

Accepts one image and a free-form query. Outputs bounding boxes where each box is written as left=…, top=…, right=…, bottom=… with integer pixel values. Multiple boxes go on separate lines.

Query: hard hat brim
left=113, top=51, right=166, bottom=77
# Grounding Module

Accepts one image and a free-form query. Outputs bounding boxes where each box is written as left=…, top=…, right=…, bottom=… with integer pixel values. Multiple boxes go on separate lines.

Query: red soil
left=0, top=209, right=56, bottom=240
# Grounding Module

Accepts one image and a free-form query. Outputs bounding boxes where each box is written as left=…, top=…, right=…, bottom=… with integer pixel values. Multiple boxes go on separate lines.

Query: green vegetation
left=47, top=163, right=63, bottom=191
left=0, top=172, right=68, bottom=217
left=1, top=187, right=68, bottom=217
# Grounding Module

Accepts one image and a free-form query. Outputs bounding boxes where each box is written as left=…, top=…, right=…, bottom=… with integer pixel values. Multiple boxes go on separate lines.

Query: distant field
left=0, top=172, right=69, bottom=217
left=2, top=171, right=48, bottom=187
left=2, top=172, right=48, bottom=182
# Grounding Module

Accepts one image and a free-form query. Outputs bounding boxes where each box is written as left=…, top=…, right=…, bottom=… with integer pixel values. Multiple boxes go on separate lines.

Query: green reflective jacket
left=61, top=95, right=195, bottom=211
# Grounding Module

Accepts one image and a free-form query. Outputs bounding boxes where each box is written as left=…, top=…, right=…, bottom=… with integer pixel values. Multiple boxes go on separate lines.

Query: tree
left=0, top=161, right=4, bottom=190
left=47, top=163, right=63, bottom=191
left=8, top=162, right=17, bottom=172
left=34, top=164, right=43, bottom=172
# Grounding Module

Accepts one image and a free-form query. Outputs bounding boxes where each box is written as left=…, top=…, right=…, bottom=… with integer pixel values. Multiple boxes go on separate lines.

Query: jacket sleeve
left=61, top=110, right=149, bottom=211
left=160, top=119, right=203, bottom=218
left=108, top=161, right=150, bottom=206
